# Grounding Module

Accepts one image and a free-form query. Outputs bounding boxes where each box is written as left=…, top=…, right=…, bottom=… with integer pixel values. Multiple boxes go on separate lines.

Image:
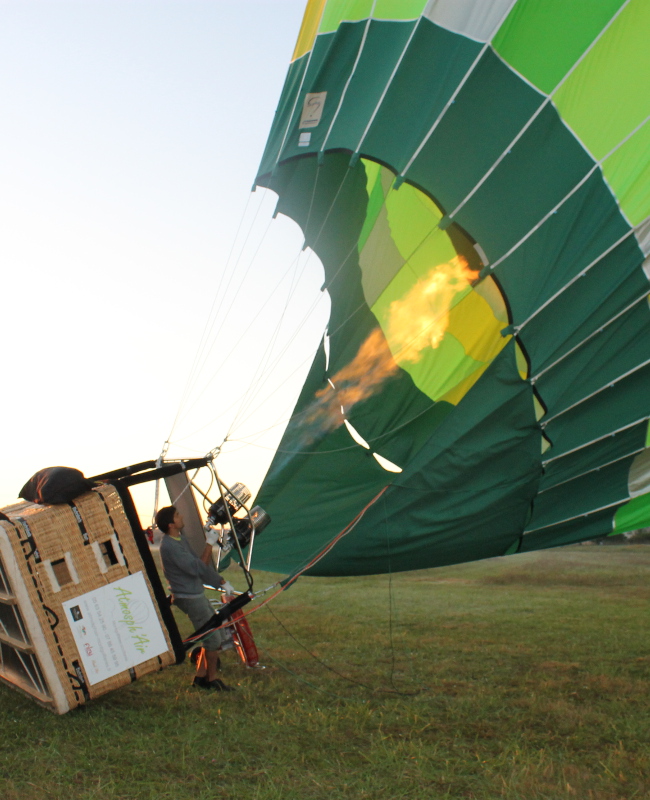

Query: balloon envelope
left=251, top=0, right=650, bottom=576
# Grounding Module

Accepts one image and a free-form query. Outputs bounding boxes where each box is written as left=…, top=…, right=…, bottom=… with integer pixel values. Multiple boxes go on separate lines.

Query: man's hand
left=205, top=528, right=220, bottom=546
left=222, top=580, right=235, bottom=596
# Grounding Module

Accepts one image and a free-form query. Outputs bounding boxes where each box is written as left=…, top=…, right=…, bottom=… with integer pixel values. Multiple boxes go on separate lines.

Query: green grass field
left=0, top=546, right=648, bottom=800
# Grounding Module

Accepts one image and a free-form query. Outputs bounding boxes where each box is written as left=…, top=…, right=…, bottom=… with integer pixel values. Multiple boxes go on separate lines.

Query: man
left=156, top=505, right=234, bottom=692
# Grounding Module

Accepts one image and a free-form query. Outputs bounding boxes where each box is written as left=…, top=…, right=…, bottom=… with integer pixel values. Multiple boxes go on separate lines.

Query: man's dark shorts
left=173, top=594, right=225, bottom=652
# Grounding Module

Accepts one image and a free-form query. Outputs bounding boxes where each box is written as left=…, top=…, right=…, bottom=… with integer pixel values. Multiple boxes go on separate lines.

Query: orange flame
left=297, top=256, right=478, bottom=442
left=302, top=327, right=399, bottom=434
left=387, top=256, right=478, bottom=364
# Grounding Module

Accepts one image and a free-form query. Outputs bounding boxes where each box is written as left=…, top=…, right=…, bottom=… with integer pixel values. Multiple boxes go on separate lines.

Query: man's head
left=155, top=506, right=183, bottom=535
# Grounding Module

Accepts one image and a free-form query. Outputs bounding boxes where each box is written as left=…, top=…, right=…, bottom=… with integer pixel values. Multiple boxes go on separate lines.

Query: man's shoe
left=205, top=678, right=235, bottom=692
left=192, top=676, right=234, bottom=691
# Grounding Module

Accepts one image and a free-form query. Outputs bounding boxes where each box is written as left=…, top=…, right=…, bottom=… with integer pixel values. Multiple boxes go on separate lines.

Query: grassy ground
left=0, top=546, right=648, bottom=800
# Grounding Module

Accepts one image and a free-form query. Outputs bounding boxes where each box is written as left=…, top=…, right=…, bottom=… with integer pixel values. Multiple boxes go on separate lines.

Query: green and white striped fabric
left=252, top=0, right=650, bottom=575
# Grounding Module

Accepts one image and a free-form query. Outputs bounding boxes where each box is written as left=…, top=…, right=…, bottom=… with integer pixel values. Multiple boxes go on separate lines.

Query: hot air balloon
left=248, top=0, right=650, bottom=576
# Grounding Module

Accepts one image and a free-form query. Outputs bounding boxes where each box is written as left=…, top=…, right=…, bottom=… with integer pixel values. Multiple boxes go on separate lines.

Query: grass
left=0, top=546, right=648, bottom=799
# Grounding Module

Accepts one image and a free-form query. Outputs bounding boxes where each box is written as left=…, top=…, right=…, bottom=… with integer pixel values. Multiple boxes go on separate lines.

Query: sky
left=0, top=0, right=331, bottom=519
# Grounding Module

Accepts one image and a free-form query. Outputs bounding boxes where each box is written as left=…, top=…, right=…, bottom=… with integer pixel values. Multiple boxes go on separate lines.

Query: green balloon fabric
left=251, top=0, right=650, bottom=576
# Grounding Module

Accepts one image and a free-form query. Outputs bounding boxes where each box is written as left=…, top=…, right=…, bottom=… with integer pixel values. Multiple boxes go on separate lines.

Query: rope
left=385, top=493, right=398, bottom=693
left=166, top=187, right=263, bottom=445
left=171, top=204, right=278, bottom=433
left=166, top=156, right=350, bottom=457
left=222, top=165, right=356, bottom=440
left=226, top=168, right=324, bottom=435
left=251, top=640, right=362, bottom=702
left=227, top=391, right=439, bottom=457
left=244, top=485, right=390, bottom=614
left=264, top=604, right=421, bottom=697
left=181, top=485, right=390, bottom=648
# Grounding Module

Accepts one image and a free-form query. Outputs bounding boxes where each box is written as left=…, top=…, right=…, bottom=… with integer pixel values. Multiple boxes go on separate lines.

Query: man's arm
left=200, top=543, right=225, bottom=585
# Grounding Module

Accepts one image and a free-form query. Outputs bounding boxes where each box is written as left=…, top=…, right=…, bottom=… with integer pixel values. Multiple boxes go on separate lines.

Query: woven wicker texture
left=0, top=486, right=175, bottom=713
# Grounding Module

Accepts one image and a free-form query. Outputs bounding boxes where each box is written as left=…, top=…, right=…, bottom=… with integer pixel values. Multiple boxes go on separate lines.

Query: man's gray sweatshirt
left=159, top=535, right=222, bottom=598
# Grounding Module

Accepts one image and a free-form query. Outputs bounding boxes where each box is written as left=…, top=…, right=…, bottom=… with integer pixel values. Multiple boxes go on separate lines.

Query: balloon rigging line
left=230, top=171, right=325, bottom=426
left=189, top=208, right=275, bottom=385
left=172, top=299, right=329, bottom=446
left=271, top=0, right=329, bottom=170
left=174, top=209, right=277, bottom=427
left=352, top=16, right=422, bottom=156
left=226, top=300, right=370, bottom=435
left=381, top=493, right=420, bottom=696
left=530, top=286, right=650, bottom=385
left=541, top=356, right=650, bottom=428
left=538, top=445, right=647, bottom=495
left=204, top=163, right=355, bottom=443
left=518, top=229, right=639, bottom=335
left=173, top=246, right=311, bottom=437
left=165, top=186, right=271, bottom=446
left=224, top=438, right=357, bottom=456
left=223, top=292, right=329, bottom=434
left=228, top=393, right=439, bottom=457
left=170, top=150, right=349, bottom=454
left=224, top=251, right=310, bottom=434
left=249, top=639, right=364, bottom=702
left=302, top=161, right=354, bottom=256
left=384, top=493, right=398, bottom=694
left=400, top=0, right=629, bottom=187
left=223, top=259, right=347, bottom=432
left=172, top=243, right=309, bottom=433
left=226, top=165, right=325, bottom=436
left=229, top=150, right=461, bottom=442
left=447, top=0, right=635, bottom=223
left=167, top=394, right=261, bottom=445
left=175, top=162, right=351, bottom=446
left=173, top=267, right=327, bottom=445
left=524, top=496, right=631, bottom=536
left=181, top=487, right=391, bottom=654
left=167, top=187, right=264, bottom=441
left=542, top=416, right=650, bottom=468
left=488, top=111, right=650, bottom=280
left=399, top=43, right=490, bottom=181
left=175, top=172, right=308, bottom=441
left=244, top=486, right=390, bottom=615
left=319, top=1, right=378, bottom=155
left=163, top=443, right=207, bottom=456
left=264, top=604, right=421, bottom=697
left=265, top=605, right=376, bottom=692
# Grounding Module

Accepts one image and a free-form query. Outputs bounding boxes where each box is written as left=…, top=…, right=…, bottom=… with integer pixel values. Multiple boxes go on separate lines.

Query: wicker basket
left=0, top=485, right=178, bottom=713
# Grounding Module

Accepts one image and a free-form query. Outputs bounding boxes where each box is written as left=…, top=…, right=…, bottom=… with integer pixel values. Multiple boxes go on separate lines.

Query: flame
left=387, top=256, right=478, bottom=364
left=302, top=327, right=399, bottom=434
left=296, top=256, right=478, bottom=444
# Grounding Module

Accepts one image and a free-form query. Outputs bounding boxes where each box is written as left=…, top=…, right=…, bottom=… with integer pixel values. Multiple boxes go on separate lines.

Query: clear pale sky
left=0, top=0, right=331, bottom=519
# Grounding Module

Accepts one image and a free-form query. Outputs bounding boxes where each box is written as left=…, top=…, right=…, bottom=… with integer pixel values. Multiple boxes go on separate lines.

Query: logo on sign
left=300, top=92, right=327, bottom=129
